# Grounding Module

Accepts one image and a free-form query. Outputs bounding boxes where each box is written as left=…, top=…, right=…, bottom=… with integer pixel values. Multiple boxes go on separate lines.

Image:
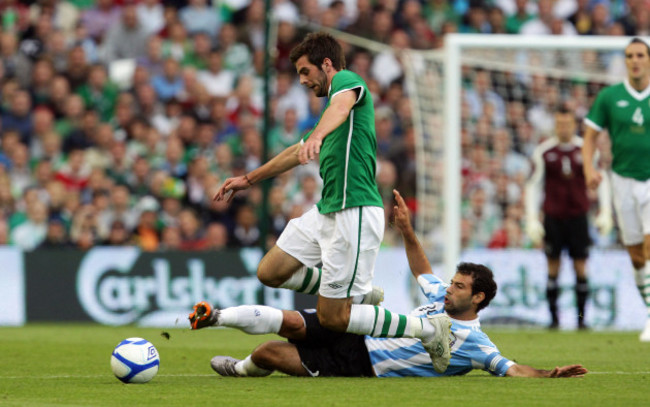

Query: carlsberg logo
left=76, top=248, right=291, bottom=325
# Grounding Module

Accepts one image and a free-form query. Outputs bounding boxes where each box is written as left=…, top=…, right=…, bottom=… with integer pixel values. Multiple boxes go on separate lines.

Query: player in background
left=189, top=190, right=587, bottom=379
left=525, top=107, right=612, bottom=329
left=582, top=38, right=650, bottom=341
left=213, top=33, right=452, bottom=370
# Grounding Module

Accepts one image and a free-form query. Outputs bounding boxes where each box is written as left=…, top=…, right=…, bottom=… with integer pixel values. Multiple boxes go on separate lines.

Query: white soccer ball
left=110, top=337, right=160, bottom=383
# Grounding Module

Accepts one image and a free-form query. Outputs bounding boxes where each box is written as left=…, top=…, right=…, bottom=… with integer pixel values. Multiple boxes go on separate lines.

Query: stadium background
left=0, top=0, right=649, bottom=330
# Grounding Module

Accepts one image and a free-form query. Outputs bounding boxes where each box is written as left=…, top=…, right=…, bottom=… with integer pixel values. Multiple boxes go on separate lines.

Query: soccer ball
left=110, top=337, right=160, bottom=383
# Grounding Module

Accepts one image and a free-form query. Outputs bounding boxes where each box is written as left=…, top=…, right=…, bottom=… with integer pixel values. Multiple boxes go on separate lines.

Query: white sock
left=346, top=304, right=433, bottom=339
left=279, top=266, right=321, bottom=295
left=218, top=305, right=283, bottom=335
left=234, top=355, right=272, bottom=377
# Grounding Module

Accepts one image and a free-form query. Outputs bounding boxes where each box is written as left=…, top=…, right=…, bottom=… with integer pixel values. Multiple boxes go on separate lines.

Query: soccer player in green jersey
left=582, top=38, right=650, bottom=341
left=214, top=33, right=452, bottom=372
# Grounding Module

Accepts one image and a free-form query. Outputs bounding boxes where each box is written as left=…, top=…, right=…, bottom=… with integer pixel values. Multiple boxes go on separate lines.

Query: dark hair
left=456, top=262, right=497, bottom=312
left=289, top=32, right=346, bottom=71
left=628, top=38, right=650, bottom=57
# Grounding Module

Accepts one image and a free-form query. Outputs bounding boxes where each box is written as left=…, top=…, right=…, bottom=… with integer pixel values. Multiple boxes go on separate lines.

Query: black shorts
left=289, top=310, right=374, bottom=377
left=543, top=214, right=590, bottom=259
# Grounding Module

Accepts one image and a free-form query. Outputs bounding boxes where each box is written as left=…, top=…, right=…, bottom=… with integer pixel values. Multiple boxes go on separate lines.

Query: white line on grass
left=589, top=371, right=650, bottom=375
left=0, top=374, right=215, bottom=379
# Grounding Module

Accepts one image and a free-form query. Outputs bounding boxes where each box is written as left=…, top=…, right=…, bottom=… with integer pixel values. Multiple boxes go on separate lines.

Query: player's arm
left=392, top=189, right=432, bottom=277
left=505, top=363, right=588, bottom=378
left=214, top=142, right=301, bottom=202
left=582, top=125, right=603, bottom=190
left=299, top=89, right=358, bottom=164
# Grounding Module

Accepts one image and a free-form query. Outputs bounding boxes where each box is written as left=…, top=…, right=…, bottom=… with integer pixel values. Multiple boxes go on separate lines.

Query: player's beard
left=444, top=297, right=472, bottom=317
left=314, top=70, right=328, bottom=97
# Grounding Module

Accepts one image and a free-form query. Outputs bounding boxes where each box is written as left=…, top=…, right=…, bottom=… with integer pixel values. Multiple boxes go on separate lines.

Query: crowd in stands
left=0, top=0, right=647, bottom=252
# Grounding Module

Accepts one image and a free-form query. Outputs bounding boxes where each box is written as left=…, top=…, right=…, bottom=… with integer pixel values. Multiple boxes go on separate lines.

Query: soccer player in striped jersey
left=190, top=190, right=587, bottom=379
left=213, top=32, right=451, bottom=370
left=582, top=38, right=650, bottom=341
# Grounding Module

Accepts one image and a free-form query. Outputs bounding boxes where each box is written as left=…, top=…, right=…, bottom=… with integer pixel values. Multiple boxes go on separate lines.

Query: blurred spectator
left=178, top=207, right=206, bottom=250
left=11, top=199, right=48, bottom=250
left=136, top=0, right=165, bottom=36
left=55, top=148, right=90, bottom=191
left=218, top=23, right=253, bottom=76
left=152, top=58, right=185, bottom=101
left=101, top=4, right=149, bottom=61
left=2, top=90, right=33, bottom=144
left=137, top=36, right=165, bottom=77
left=182, top=31, right=212, bottom=70
left=268, top=108, right=301, bottom=157
left=505, top=0, right=534, bottom=34
left=65, top=45, right=90, bottom=90
left=231, top=204, right=259, bottom=247
left=520, top=0, right=578, bottom=35
left=38, top=216, right=72, bottom=248
left=133, top=204, right=160, bottom=251
left=162, top=20, right=191, bottom=61
left=159, top=224, right=182, bottom=250
left=203, top=221, right=228, bottom=250
left=103, top=219, right=132, bottom=245
left=179, top=0, right=221, bottom=37
left=81, top=0, right=121, bottom=42
left=197, top=50, right=235, bottom=98
left=1, top=32, right=32, bottom=86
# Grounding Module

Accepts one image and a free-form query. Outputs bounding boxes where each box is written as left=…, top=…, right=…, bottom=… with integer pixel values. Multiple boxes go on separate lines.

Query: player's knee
left=316, top=308, right=348, bottom=332
left=251, top=343, right=280, bottom=369
left=257, top=266, right=281, bottom=287
left=257, top=257, right=284, bottom=287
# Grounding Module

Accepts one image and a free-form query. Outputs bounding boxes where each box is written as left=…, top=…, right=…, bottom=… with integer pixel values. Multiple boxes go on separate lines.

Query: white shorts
left=276, top=205, right=384, bottom=299
left=611, top=172, right=650, bottom=245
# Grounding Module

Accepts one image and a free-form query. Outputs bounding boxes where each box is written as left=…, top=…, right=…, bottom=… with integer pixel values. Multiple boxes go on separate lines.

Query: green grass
left=0, top=325, right=648, bottom=407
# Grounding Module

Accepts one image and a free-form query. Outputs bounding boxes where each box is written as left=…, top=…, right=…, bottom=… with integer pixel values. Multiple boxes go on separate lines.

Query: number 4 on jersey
left=632, top=107, right=644, bottom=126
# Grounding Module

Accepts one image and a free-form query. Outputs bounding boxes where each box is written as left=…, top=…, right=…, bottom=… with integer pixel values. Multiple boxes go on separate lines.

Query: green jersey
left=303, top=70, right=383, bottom=214
left=585, top=80, right=650, bottom=180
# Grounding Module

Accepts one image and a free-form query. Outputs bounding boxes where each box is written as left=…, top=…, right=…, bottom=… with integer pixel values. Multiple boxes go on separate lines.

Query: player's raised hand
left=213, top=175, right=251, bottom=202
left=298, top=136, right=322, bottom=164
left=584, top=166, right=602, bottom=190
left=392, top=189, right=413, bottom=234
left=548, top=364, right=588, bottom=378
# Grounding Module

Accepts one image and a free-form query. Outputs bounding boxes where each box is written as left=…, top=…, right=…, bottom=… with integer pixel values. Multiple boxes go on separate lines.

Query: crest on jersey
left=617, top=100, right=629, bottom=108
left=449, top=332, right=457, bottom=349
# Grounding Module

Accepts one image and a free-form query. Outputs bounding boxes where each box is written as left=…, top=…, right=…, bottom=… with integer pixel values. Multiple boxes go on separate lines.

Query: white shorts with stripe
left=276, top=205, right=384, bottom=298
left=611, top=172, right=650, bottom=245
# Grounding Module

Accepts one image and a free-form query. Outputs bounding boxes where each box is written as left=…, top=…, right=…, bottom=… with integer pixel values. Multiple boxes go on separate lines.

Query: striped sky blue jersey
left=365, top=274, right=514, bottom=377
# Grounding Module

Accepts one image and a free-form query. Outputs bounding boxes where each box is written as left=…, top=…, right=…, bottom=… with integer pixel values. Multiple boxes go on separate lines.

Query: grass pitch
left=0, top=324, right=648, bottom=407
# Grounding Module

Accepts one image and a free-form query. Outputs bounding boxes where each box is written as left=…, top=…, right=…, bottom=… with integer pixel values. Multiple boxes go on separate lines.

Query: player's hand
left=594, top=211, right=613, bottom=236
left=584, top=166, right=602, bottom=190
left=392, top=189, right=412, bottom=234
left=525, top=218, right=545, bottom=245
left=548, top=364, right=588, bottom=378
left=213, top=176, right=250, bottom=202
left=298, top=136, right=322, bottom=164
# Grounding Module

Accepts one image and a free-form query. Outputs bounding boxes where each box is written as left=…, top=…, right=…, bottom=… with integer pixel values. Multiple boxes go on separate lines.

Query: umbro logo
left=617, top=100, right=629, bottom=107
left=328, top=283, right=343, bottom=289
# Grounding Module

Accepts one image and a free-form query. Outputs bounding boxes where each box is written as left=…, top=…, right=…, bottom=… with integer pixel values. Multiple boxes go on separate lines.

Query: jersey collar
left=623, top=78, right=650, bottom=101
left=450, top=316, right=481, bottom=327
